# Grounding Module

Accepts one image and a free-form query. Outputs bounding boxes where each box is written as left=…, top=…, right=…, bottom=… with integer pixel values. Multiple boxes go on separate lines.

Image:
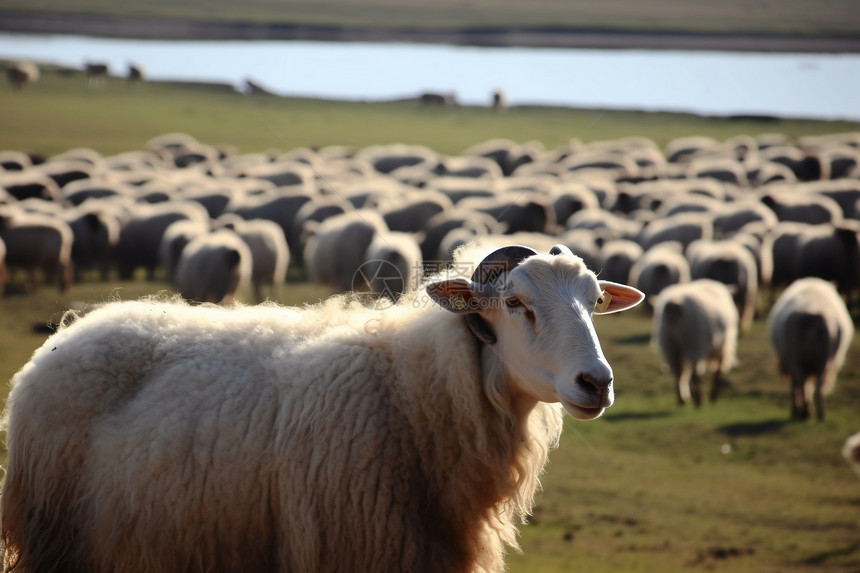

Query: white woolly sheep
left=843, top=431, right=860, bottom=477
left=653, top=279, right=739, bottom=406
left=768, top=277, right=854, bottom=421
left=159, top=218, right=211, bottom=282
left=0, top=243, right=644, bottom=572
left=638, top=212, right=714, bottom=252
left=597, top=239, right=644, bottom=285
left=0, top=206, right=74, bottom=292
left=116, top=201, right=210, bottom=280
left=304, top=210, right=389, bottom=293
left=222, top=217, right=290, bottom=302
left=173, top=229, right=252, bottom=304
left=628, top=242, right=691, bottom=308
left=358, top=231, right=423, bottom=302
left=6, top=61, right=39, bottom=91
left=686, top=239, right=759, bottom=332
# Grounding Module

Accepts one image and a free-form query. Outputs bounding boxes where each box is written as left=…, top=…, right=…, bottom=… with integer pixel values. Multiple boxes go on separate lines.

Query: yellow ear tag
left=595, top=291, right=612, bottom=313
left=450, top=292, right=467, bottom=311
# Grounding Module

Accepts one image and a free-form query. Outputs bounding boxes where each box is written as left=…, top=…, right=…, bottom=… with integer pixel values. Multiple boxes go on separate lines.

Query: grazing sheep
left=843, top=431, right=860, bottom=477
left=760, top=188, right=843, bottom=225
left=491, top=88, right=506, bottom=112
left=419, top=208, right=504, bottom=265
left=227, top=191, right=314, bottom=250
left=63, top=204, right=121, bottom=281
left=127, top=62, right=144, bottom=86
left=638, top=212, right=713, bottom=252
left=459, top=193, right=557, bottom=235
left=381, top=191, right=452, bottom=234
left=462, top=138, right=542, bottom=176
left=288, top=197, right=350, bottom=265
left=159, top=219, right=211, bottom=283
left=0, top=244, right=643, bottom=573
left=0, top=206, right=73, bottom=292
left=0, top=171, right=62, bottom=202
left=566, top=208, right=642, bottom=242
left=174, top=229, right=252, bottom=304
left=6, top=61, right=39, bottom=91
left=686, top=239, right=759, bottom=332
left=116, top=201, right=210, bottom=280
left=597, top=239, right=644, bottom=284
left=305, top=210, right=388, bottom=293
left=794, top=223, right=860, bottom=306
left=712, top=200, right=778, bottom=238
left=768, top=278, right=854, bottom=421
left=223, top=217, right=290, bottom=302
left=629, top=243, right=691, bottom=308
left=653, top=279, right=739, bottom=406
left=358, top=231, right=423, bottom=302
left=85, top=62, right=109, bottom=89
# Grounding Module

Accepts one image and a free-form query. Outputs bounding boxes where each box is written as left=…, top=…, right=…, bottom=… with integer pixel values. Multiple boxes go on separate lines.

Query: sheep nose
left=575, top=371, right=614, bottom=407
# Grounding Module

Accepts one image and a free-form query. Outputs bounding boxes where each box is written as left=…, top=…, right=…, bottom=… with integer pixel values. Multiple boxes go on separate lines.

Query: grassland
left=4, top=64, right=860, bottom=160
left=1, top=67, right=859, bottom=572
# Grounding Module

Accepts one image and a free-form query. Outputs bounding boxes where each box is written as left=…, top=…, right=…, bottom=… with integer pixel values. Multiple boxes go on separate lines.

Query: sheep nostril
left=576, top=372, right=611, bottom=397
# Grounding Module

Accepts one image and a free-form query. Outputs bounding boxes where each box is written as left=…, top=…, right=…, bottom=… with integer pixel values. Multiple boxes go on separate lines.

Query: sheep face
left=427, top=251, right=643, bottom=420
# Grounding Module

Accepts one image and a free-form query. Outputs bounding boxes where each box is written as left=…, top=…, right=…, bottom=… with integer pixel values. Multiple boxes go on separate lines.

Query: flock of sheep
left=1, top=129, right=860, bottom=571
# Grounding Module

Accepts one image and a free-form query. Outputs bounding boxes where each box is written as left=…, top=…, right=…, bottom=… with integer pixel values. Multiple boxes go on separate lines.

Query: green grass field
left=1, top=66, right=859, bottom=572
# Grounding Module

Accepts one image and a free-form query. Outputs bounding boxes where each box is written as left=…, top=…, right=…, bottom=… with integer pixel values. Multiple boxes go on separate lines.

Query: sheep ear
left=595, top=281, right=645, bottom=315
left=426, top=278, right=490, bottom=315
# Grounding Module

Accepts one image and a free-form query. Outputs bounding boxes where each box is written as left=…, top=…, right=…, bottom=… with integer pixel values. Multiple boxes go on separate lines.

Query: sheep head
left=426, top=244, right=644, bottom=419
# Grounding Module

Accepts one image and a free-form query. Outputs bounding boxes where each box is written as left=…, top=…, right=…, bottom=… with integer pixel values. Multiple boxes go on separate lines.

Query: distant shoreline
left=2, top=11, right=860, bottom=53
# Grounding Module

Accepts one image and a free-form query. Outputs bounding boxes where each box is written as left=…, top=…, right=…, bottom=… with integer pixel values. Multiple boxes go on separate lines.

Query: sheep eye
left=505, top=297, right=522, bottom=309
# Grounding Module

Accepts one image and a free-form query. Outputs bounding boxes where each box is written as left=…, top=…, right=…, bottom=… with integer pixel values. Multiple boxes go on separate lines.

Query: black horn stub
left=470, top=245, right=539, bottom=284
left=549, top=244, right=573, bottom=256
left=465, top=245, right=538, bottom=345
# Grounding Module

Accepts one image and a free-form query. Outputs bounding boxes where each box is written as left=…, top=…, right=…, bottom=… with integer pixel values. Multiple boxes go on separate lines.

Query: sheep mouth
left=561, top=400, right=606, bottom=421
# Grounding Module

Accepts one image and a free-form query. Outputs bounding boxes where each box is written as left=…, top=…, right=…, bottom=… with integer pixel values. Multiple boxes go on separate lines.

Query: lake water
left=2, top=32, right=859, bottom=121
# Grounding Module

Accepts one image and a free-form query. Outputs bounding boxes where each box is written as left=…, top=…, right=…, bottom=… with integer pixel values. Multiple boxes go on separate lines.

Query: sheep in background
left=843, top=431, right=860, bottom=477
left=462, top=138, right=542, bottom=176
left=220, top=217, right=290, bottom=302
left=287, top=197, right=350, bottom=265
left=0, top=244, right=643, bottom=572
left=597, top=239, right=644, bottom=284
left=629, top=243, right=691, bottom=308
left=566, top=207, right=642, bottom=242
left=358, top=232, right=422, bottom=302
left=127, top=62, right=144, bottom=86
left=686, top=239, right=759, bottom=332
left=174, top=229, right=252, bottom=304
left=0, top=171, right=63, bottom=202
left=6, top=61, right=39, bottom=91
left=759, top=187, right=843, bottom=224
left=768, top=278, right=854, bottom=421
left=0, top=206, right=74, bottom=292
left=85, top=62, right=109, bottom=89
left=548, top=182, right=601, bottom=227
left=0, top=150, right=32, bottom=171
left=492, top=88, right=506, bottom=112
left=653, top=279, right=739, bottom=406
left=305, top=210, right=388, bottom=293
left=793, top=223, right=860, bottom=306
left=638, top=212, right=713, bottom=253
left=227, top=191, right=313, bottom=251
left=63, top=204, right=122, bottom=281
left=116, top=201, right=210, bottom=280
left=712, top=199, right=778, bottom=238
left=459, top=193, right=557, bottom=235
left=159, top=219, right=211, bottom=283
left=419, top=208, right=504, bottom=265
left=381, top=191, right=452, bottom=234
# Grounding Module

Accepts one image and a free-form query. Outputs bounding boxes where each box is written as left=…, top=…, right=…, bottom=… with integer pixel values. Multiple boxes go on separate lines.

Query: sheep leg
left=675, top=365, right=692, bottom=406
left=791, top=373, right=809, bottom=420
left=813, top=373, right=826, bottom=422
left=690, top=371, right=703, bottom=408
left=709, top=371, right=723, bottom=403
